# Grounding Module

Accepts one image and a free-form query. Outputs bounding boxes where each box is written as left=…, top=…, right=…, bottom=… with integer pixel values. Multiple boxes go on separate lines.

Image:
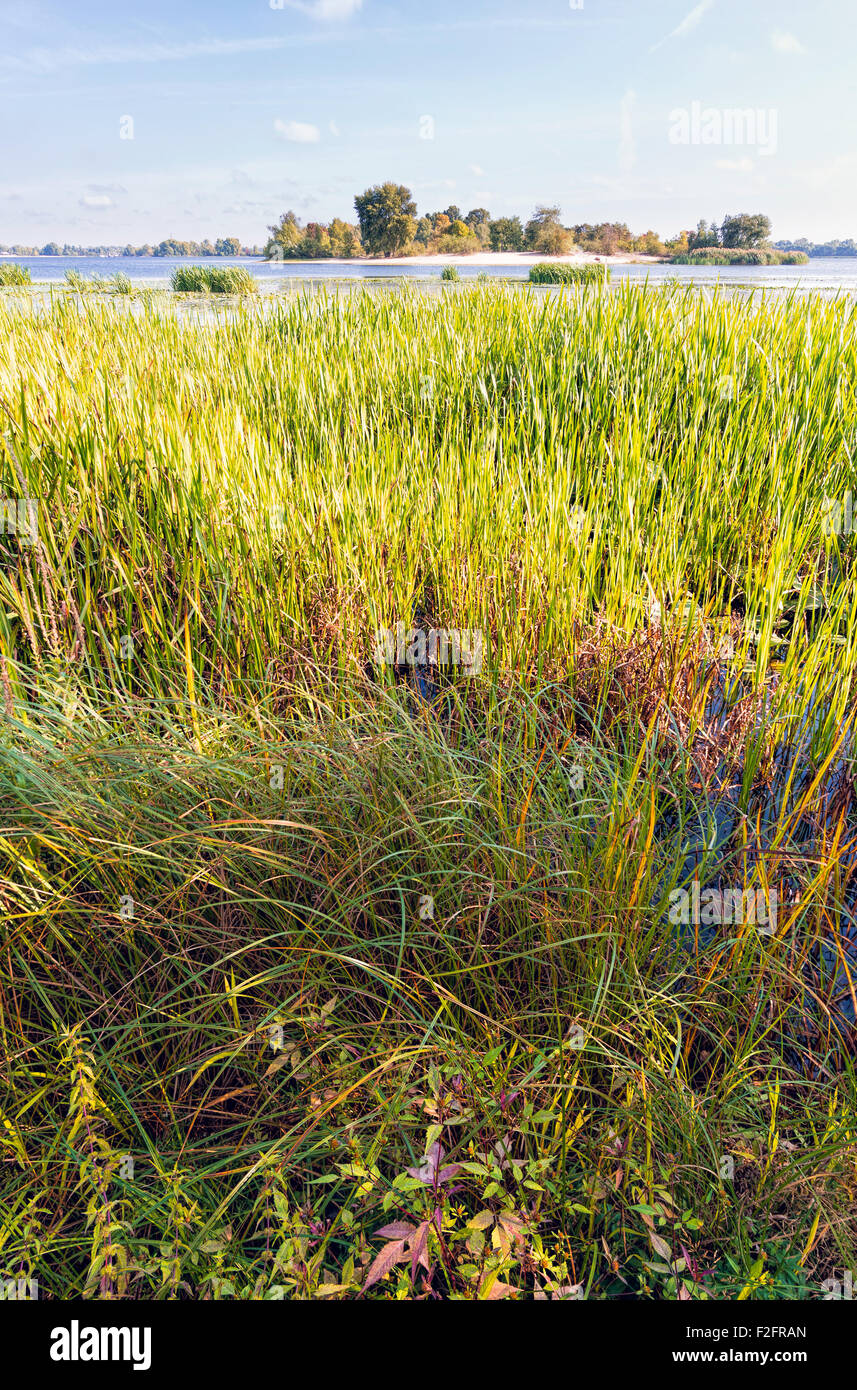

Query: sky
left=0, top=0, right=853, bottom=246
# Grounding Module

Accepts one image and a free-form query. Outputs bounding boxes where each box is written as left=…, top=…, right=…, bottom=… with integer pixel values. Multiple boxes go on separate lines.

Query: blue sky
left=0, top=0, right=853, bottom=245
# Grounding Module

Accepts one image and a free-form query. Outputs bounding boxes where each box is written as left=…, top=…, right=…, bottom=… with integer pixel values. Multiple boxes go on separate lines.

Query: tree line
left=265, top=187, right=806, bottom=262
left=0, top=239, right=261, bottom=257
left=4, top=202, right=853, bottom=263
left=773, top=237, right=857, bottom=258
left=264, top=185, right=672, bottom=260
left=671, top=213, right=773, bottom=254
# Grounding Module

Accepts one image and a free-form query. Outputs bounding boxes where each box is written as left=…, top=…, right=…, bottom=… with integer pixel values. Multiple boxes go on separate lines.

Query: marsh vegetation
left=1, top=283, right=856, bottom=1300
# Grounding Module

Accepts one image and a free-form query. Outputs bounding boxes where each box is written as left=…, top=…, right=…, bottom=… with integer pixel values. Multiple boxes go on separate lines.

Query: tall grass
left=64, top=268, right=134, bottom=294
left=0, top=263, right=32, bottom=286
left=170, top=264, right=257, bottom=294
left=529, top=262, right=610, bottom=284
left=671, top=248, right=810, bottom=266
left=0, top=283, right=856, bottom=1300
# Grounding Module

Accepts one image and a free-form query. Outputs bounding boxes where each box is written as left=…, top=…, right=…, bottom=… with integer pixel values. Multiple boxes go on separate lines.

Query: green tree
left=524, top=206, right=572, bottom=255
left=215, top=237, right=241, bottom=256
left=665, top=229, right=691, bottom=255
left=154, top=239, right=193, bottom=256
left=488, top=216, right=523, bottom=251
left=354, top=183, right=417, bottom=257
left=265, top=211, right=302, bottom=260
left=302, top=223, right=332, bottom=257
left=688, top=219, right=720, bottom=251
left=632, top=229, right=667, bottom=257
left=720, top=213, right=771, bottom=249
left=328, top=218, right=362, bottom=258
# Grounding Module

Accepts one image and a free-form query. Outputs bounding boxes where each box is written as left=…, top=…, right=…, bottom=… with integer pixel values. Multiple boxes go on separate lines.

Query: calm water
left=3, top=253, right=857, bottom=294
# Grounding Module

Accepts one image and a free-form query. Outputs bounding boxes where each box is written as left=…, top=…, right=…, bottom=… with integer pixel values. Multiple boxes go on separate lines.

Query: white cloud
left=715, top=157, right=754, bottom=171
left=0, top=34, right=328, bottom=74
left=771, top=29, right=806, bottom=54
left=469, top=163, right=485, bottom=177
left=328, top=120, right=341, bottom=136
left=311, top=0, right=362, bottom=16
left=273, top=119, right=320, bottom=143
left=650, top=0, right=715, bottom=53
left=80, top=194, right=113, bottom=208
left=282, top=0, right=362, bottom=18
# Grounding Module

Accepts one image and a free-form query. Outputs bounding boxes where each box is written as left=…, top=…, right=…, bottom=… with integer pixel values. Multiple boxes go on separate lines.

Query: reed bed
left=0, top=264, right=32, bottom=287
left=170, top=264, right=257, bottom=295
left=529, top=261, right=610, bottom=283
left=1, top=282, right=856, bottom=1300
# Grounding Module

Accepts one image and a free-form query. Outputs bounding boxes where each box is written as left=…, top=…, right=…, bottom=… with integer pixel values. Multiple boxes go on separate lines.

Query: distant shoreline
left=0, top=250, right=665, bottom=267
left=265, top=251, right=667, bottom=268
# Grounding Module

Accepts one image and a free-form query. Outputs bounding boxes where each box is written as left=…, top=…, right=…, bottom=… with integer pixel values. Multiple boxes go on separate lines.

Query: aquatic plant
left=64, top=268, right=136, bottom=294
left=0, top=263, right=32, bottom=287
left=0, top=283, right=855, bottom=1299
left=671, top=248, right=810, bottom=266
left=528, top=261, right=610, bottom=284
left=170, top=264, right=257, bottom=294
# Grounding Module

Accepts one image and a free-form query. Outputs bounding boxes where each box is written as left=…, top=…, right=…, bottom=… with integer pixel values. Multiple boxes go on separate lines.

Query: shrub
left=171, top=265, right=257, bottom=294
left=670, top=248, right=810, bottom=266
left=528, top=262, right=610, bottom=285
left=436, top=233, right=481, bottom=256
left=440, top=266, right=461, bottom=282
left=0, top=263, right=32, bottom=287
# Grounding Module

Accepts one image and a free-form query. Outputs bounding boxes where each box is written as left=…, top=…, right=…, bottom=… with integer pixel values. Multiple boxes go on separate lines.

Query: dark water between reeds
left=670, top=676, right=857, bottom=1051
left=404, top=648, right=857, bottom=1058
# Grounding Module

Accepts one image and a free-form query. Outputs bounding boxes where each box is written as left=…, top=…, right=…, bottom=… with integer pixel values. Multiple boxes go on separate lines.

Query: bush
left=440, top=266, right=461, bottom=282
left=670, top=248, right=809, bottom=266
left=528, top=262, right=610, bottom=285
left=436, top=233, right=481, bottom=256
left=171, top=265, right=257, bottom=294
left=0, top=263, right=32, bottom=287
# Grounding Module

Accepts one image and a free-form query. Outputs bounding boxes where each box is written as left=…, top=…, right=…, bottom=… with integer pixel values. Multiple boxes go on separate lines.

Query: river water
left=3, top=254, right=857, bottom=294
